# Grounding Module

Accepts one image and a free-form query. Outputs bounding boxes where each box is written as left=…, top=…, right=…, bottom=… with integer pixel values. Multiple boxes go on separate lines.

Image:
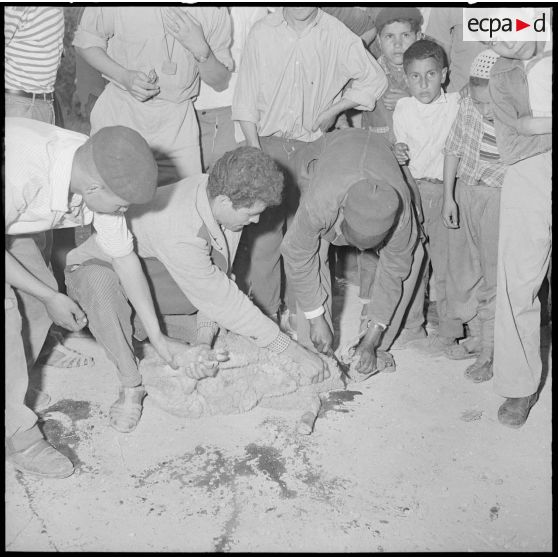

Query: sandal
left=38, top=343, right=94, bottom=368
left=109, top=386, right=147, bottom=433
left=445, top=337, right=481, bottom=360
left=464, top=357, right=493, bottom=383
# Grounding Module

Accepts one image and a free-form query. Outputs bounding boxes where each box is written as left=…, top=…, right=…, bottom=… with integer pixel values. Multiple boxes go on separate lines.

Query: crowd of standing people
left=5, top=6, right=552, bottom=479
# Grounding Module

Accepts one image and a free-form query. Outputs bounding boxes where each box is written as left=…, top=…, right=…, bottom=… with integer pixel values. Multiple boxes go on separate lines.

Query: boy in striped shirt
left=441, top=49, right=507, bottom=383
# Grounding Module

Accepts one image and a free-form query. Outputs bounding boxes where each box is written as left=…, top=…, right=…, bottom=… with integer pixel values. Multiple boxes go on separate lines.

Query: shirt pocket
left=108, top=35, right=152, bottom=76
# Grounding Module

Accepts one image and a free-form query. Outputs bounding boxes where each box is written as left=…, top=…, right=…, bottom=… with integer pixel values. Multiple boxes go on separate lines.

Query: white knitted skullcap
left=470, top=49, right=500, bottom=80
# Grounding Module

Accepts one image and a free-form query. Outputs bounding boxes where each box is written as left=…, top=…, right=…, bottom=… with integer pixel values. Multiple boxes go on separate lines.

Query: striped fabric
left=479, top=118, right=500, bottom=162
left=4, top=6, right=64, bottom=93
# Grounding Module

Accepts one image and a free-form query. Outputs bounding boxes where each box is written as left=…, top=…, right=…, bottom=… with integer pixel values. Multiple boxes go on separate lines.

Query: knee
left=67, top=265, right=122, bottom=307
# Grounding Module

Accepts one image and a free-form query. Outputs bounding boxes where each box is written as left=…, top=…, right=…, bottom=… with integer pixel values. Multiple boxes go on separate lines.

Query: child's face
left=488, top=41, right=537, bottom=60
left=405, top=57, right=447, bottom=104
left=379, top=21, right=419, bottom=66
left=470, top=84, right=494, bottom=121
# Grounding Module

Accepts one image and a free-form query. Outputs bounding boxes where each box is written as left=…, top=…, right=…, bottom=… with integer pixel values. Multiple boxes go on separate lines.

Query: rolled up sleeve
left=205, top=8, right=233, bottom=70
left=231, top=30, right=260, bottom=124
left=73, top=7, right=115, bottom=50
left=93, top=212, right=134, bottom=259
left=342, top=43, right=388, bottom=111
left=367, top=200, right=418, bottom=326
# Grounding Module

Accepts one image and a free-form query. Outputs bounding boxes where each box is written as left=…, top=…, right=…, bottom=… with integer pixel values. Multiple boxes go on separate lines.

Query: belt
left=416, top=177, right=443, bottom=184
left=5, top=88, right=54, bottom=101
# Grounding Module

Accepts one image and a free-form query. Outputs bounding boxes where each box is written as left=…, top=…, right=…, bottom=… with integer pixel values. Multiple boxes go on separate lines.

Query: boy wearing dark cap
left=392, top=39, right=465, bottom=357
left=282, top=129, right=419, bottom=380
left=5, top=118, right=180, bottom=478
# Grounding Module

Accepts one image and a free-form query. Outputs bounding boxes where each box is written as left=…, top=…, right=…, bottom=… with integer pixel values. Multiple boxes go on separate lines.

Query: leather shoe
left=498, top=394, right=538, bottom=429
left=7, top=438, right=74, bottom=478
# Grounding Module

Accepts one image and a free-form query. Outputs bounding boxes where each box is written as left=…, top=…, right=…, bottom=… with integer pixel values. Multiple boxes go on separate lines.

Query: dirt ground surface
left=5, top=277, right=552, bottom=553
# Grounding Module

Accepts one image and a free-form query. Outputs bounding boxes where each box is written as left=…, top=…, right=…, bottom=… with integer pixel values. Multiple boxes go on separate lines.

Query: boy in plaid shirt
left=441, top=49, right=507, bottom=382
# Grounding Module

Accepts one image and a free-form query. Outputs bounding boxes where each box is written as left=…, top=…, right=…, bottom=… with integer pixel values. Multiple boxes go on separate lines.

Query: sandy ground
left=5, top=278, right=552, bottom=553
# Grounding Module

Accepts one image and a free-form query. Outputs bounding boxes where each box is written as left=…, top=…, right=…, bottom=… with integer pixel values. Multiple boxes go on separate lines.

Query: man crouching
left=65, top=147, right=329, bottom=433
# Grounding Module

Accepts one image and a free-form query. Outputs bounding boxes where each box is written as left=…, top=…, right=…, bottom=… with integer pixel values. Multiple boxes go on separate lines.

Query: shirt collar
left=47, top=135, right=86, bottom=213
left=272, top=8, right=323, bottom=32
left=195, top=176, right=226, bottom=251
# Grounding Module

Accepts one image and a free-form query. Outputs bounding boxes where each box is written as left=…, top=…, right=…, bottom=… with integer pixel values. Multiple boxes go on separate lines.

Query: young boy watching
left=392, top=39, right=464, bottom=356
left=441, top=49, right=506, bottom=382
left=487, top=39, right=552, bottom=428
left=362, top=7, right=422, bottom=141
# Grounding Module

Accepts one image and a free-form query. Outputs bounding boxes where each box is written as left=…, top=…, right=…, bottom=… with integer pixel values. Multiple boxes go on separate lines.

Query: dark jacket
left=281, top=128, right=418, bottom=327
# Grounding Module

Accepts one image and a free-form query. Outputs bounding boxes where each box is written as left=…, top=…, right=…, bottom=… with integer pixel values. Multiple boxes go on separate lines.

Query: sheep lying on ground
left=141, top=333, right=395, bottom=434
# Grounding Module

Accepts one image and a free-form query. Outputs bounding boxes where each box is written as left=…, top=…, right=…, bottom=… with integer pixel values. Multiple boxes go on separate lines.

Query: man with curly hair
left=64, top=147, right=329, bottom=433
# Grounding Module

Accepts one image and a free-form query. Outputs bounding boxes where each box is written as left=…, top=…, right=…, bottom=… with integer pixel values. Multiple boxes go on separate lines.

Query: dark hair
left=403, top=39, right=447, bottom=72
left=469, top=76, right=490, bottom=88
left=378, top=17, right=421, bottom=35
left=207, top=146, right=284, bottom=209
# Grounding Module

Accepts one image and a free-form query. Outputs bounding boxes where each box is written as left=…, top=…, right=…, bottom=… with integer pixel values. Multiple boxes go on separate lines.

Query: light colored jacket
left=489, top=55, right=552, bottom=165
left=67, top=176, right=280, bottom=347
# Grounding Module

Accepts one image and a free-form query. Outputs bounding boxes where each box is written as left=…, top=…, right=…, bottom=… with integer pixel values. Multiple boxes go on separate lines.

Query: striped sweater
left=4, top=6, right=64, bottom=94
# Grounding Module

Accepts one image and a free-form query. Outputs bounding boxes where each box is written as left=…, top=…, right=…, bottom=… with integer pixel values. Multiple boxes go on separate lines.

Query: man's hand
left=459, top=82, right=470, bottom=99
left=393, top=142, right=410, bottom=165
left=309, top=314, right=334, bottom=355
left=312, top=107, right=338, bottom=133
left=442, top=198, right=459, bottom=228
left=353, top=338, right=377, bottom=376
left=183, top=344, right=229, bottom=380
left=383, top=87, right=409, bottom=111
left=149, top=333, right=184, bottom=370
left=44, top=293, right=87, bottom=332
left=162, top=7, right=210, bottom=61
left=282, top=341, right=330, bottom=385
left=122, top=70, right=160, bottom=102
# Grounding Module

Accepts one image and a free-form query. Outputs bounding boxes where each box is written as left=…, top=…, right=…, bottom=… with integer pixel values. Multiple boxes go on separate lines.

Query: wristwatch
left=365, top=321, right=387, bottom=332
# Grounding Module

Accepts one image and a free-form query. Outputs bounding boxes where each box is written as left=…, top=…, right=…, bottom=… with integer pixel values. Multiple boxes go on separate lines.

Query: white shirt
left=393, top=91, right=461, bottom=180
left=524, top=41, right=552, bottom=118
left=195, top=7, right=268, bottom=111
left=5, top=117, right=133, bottom=259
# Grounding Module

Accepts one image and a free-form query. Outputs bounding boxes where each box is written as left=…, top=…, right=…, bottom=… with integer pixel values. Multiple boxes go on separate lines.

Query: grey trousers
left=65, top=258, right=198, bottom=388
left=196, top=106, right=238, bottom=171
left=446, top=180, right=500, bottom=351
left=413, top=179, right=465, bottom=339
left=5, top=236, right=58, bottom=439
left=493, top=152, right=552, bottom=397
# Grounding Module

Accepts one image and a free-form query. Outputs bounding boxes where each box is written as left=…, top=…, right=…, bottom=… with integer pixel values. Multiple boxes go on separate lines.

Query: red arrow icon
left=516, top=18, right=531, bottom=31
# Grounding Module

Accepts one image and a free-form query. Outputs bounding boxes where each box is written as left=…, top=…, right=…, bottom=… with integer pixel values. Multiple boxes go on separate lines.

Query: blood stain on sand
left=239, top=444, right=297, bottom=499
left=318, top=390, right=362, bottom=418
